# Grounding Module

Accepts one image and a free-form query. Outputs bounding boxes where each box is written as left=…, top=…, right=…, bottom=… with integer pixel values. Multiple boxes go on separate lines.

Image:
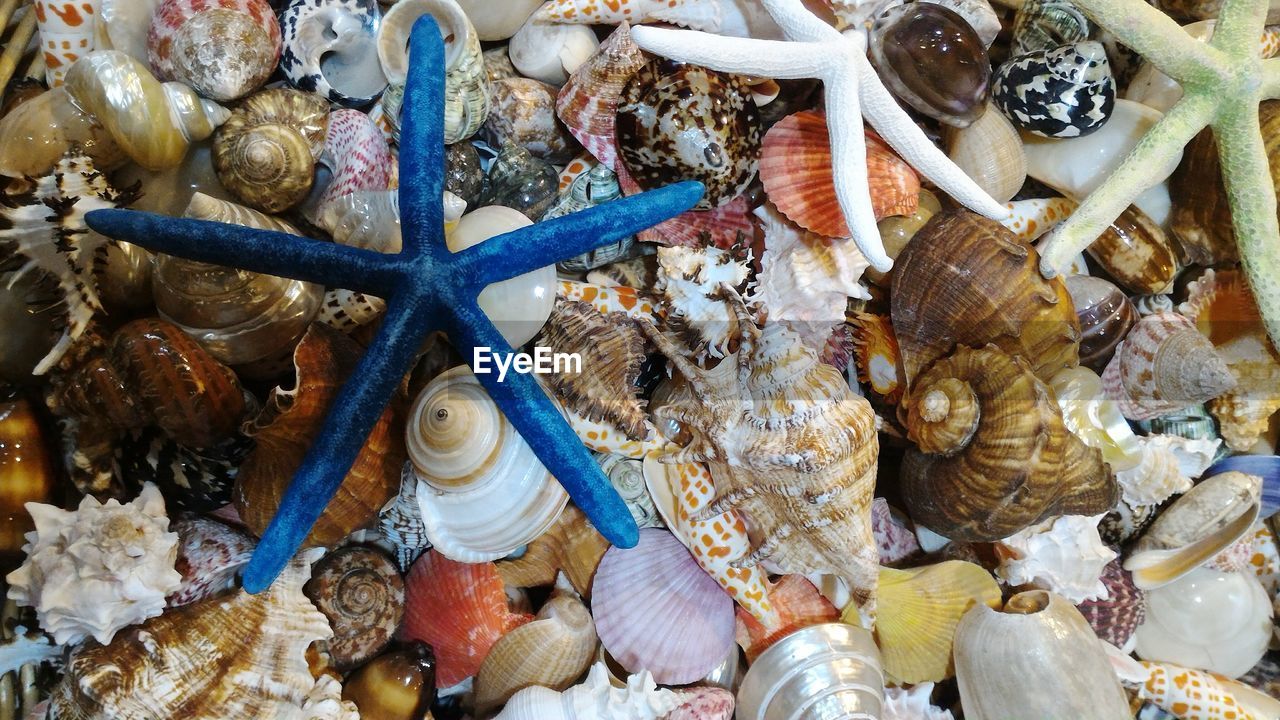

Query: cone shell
left=556, top=23, right=646, bottom=171
left=147, top=0, right=282, bottom=101
left=1084, top=204, right=1179, bottom=295
left=233, top=323, right=405, bottom=547
left=1101, top=312, right=1236, bottom=421
left=1076, top=557, right=1147, bottom=649
left=168, top=516, right=255, bottom=608
left=855, top=561, right=1001, bottom=685
left=901, top=345, right=1118, bottom=541
left=1137, top=661, right=1273, bottom=720
left=944, top=101, right=1026, bottom=204
left=1064, top=275, right=1136, bottom=372
left=474, top=591, right=599, bottom=713
left=591, top=529, right=736, bottom=685
left=400, top=550, right=533, bottom=687
left=303, top=546, right=404, bottom=670
left=212, top=88, right=329, bottom=214
left=891, top=209, right=1081, bottom=391
left=495, top=503, right=609, bottom=598
left=759, top=110, right=921, bottom=238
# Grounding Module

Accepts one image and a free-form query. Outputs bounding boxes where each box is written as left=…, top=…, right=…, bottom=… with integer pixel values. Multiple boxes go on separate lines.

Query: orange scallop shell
left=759, top=110, right=920, bottom=238
left=401, top=550, right=533, bottom=687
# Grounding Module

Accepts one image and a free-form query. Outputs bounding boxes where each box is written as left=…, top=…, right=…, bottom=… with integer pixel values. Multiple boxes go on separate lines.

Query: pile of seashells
left=1, top=0, right=1280, bottom=718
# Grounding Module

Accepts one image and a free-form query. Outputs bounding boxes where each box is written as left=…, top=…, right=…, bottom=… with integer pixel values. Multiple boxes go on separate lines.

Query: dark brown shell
left=890, top=210, right=1081, bottom=394
left=1076, top=558, right=1146, bottom=648
left=341, top=643, right=436, bottom=720
left=234, top=323, right=405, bottom=547
left=1064, top=275, right=1136, bottom=372
left=54, top=318, right=247, bottom=449
left=0, top=396, right=55, bottom=561
left=304, top=546, right=404, bottom=670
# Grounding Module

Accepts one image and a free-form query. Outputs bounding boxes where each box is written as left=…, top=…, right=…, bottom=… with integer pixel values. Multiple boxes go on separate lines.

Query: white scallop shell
left=996, top=514, right=1117, bottom=604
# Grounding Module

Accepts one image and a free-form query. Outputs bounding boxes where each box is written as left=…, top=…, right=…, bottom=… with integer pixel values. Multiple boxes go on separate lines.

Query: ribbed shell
left=495, top=503, right=609, bottom=597
left=944, top=101, right=1026, bottom=204
left=146, top=0, right=282, bottom=101
left=591, top=529, right=736, bottom=685
left=1101, top=312, right=1236, bottom=421
left=377, top=464, right=430, bottom=571
left=212, top=88, right=329, bottom=214
left=891, top=210, right=1081, bottom=392
left=735, top=574, right=837, bottom=662
left=1065, top=275, right=1136, bottom=372
left=313, top=109, right=394, bottom=223
left=1076, top=558, right=1147, bottom=649
left=901, top=345, right=1118, bottom=541
left=303, top=546, right=404, bottom=670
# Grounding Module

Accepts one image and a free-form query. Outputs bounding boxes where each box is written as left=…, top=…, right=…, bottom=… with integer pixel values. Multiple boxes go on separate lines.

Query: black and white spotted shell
left=280, top=0, right=388, bottom=108
left=616, top=59, right=762, bottom=210
left=993, top=40, right=1116, bottom=138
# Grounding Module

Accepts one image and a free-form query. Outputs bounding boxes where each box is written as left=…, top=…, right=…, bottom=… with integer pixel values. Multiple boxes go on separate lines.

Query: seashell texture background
left=4, top=0, right=1280, bottom=717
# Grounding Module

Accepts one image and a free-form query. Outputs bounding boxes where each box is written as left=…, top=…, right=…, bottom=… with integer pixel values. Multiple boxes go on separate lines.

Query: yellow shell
left=212, top=88, right=329, bottom=213
left=844, top=561, right=1000, bottom=685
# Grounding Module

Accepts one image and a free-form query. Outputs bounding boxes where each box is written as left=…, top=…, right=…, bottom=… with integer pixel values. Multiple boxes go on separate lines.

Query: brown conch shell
left=1101, top=311, right=1236, bottom=421
left=639, top=290, right=882, bottom=610
left=473, top=589, right=599, bottom=714
left=901, top=345, right=1119, bottom=541
left=533, top=299, right=648, bottom=441
left=495, top=503, right=610, bottom=598
left=891, top=210, right=1081, bottom=394
left=303, top=546, right=404, bottom=671
left=233, top=323, right=405, bottom=547
left=48, top=551, right=361, bottom=719
left=212, top=88, right=330, bottom=214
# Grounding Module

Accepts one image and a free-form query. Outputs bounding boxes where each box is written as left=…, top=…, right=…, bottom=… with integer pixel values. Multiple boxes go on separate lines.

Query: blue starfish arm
left=443, top=300, right=641, bottom=550
left=396, top=15, right=446, bottom=260
left=84, top=209, right=402, bottom=296
left=456, top=181, right=705, bottom=287
left=241, top=291, right=440, bottom=593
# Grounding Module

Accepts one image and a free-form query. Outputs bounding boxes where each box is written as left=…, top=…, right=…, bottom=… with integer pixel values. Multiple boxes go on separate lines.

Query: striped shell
left=312, top=109, right=394, bottom=224
left=212, top=88, right=329, bottom=214
left=556, top=23, right=646, bottom=171
left=993, top=41, right=1115, bottom=138
left=1101, top=312, right=1236, bottom=421
left=146, top=0, right=281, bottom=101
left=377, top=464, right=430, bottom=571
left=1064, top=275, right=1136, bottom=372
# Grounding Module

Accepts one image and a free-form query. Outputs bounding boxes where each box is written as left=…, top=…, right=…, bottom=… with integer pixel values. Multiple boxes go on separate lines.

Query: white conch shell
left=749, top=202, right=869, bottom=351
left=5, top=483, right=181, bottom=645
left=883, top=682, right=955, bottom=720
left=36, top=0, right=102, bottom=86
left=953, top=591, right=1132, bottom=720
left=655, top=245, right=751, bottom=361
left=492, top=662, right=682, bottom=720
left=407, top=366, right=569, bottom=562
left=996, top=514, right=1117, bottom=604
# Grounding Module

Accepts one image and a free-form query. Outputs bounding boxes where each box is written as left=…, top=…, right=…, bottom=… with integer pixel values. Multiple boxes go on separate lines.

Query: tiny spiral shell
left=212, top=88, right=330, bottom=213
left=303, top=546, right=405, bottom=670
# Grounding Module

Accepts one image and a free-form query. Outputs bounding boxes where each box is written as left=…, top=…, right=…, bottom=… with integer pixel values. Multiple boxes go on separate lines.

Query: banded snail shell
left=212, top=88, right=329, bottom=213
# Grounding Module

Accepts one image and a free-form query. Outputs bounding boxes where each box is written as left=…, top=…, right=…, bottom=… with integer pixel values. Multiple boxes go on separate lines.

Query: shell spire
left=1101, top=311, right=1236, bottom=420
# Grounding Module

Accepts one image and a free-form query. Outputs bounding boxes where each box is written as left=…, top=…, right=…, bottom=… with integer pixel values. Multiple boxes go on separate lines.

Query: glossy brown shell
left=1064, top=275, right=1136, bottom=372
left=890, top=209, right=1081, bottom=393
left=234, top=323, right=405, bottom=547
left=1084, top=204, right=1178, bottom=294
left=303, top=546, right=404, bottom=670
left=901, top=345, right=1118, bottom=541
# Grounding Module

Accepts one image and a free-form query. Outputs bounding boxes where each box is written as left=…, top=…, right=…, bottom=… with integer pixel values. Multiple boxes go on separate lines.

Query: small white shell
left=883, top=682, right=955, bottom=720
left=508, top=14, right=599, bottom=85
left=996, top=514, right=1117, bottom=603
left=1114, top=439, right=1192, bottom=508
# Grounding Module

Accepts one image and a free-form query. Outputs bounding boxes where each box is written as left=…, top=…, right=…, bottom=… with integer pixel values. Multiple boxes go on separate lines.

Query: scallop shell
left=474, top=590, right=599, bottom=714
left=993, top=41, right=1115, bottom=138
left=406, top=365, right=569, bottom=562
left=36, top=0, right=101, bottom=87
left=1065, top=275, right=1137, bottom=372
left=734, top=574, right=837, bottom=662
left=1125, top=471, right=1262, bottom=590
left=6, top=483, right=181, bottom=645
left=168, top=516, right=255, bottom=608
left=211, top=88, right=329, bottom=214
left=891, top=210, right=1081, bottom=392
left=492, top=662, right=682, bottom=720
left=47, top=550, right=360, bottom=720
left=279, top=0, right=388, bottom=107
left=735, top=622, right=884, bottom=720
left=996, top=514, right=1117, bottom=603
left=234, top=323, right=406, bottom=547
left=759, top=110, right=920, bottom=238
left=853, top=561, right=1001, bottom=685
left=1101, top=312, right=1237, bottom=421
left=904, top=346, right=1117, bottom=541
left=536, top=0, right=723, bottom=30
left=146, top=0, right=281, bottom=101
left=617, top=59, right=760, bottom=210
left=1076, top=557, right=1147, bottom=651
left=377, top=464, right=430, bottom=571
left=1085, top=204, right=1180, bottom=295
left=495, top=503, right=609, bottom=598
left=636, top=195, right=757, bottom=250
left=312, top=109, right=395, bottom=224
left=555, top=23, right=646, bottom=171
left=944, top=101, right=1027, bottom=204
left=340, top=643, right=436, bottom=720
left=0, top=153, right=137, bottom=374
left=303, top=546, right=403, bottom=671
left=400, top=549, right=533, bottom=687
left=591, top=529, right=736, bottom=685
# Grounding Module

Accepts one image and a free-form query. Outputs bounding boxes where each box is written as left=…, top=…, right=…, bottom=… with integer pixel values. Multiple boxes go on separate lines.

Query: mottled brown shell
left=303, top=546, right=404, bottom=670
left=1084, top=204, right=1178, bottom=295
left=212, top=88, right=329, bottom=213
left=891, top=209, right=1080, bottom=393
left=234, top=323, right=405, bottom=547
left=533, top=299, right=648, bottom=440
left=901, top=345, right=1118, bottom=541
left=53, top=318, right=247, bottom=449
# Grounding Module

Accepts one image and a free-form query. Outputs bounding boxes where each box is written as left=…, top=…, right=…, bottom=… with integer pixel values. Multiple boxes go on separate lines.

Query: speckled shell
left=114, top=430, right=252, bottom=513
left=1101, top=312, right=1236, bottom=421
left=902, top=345, right=1118, bottom=541
left=234, top=324, right=405, bottom=547
left=1065, top=275, right=1137, bottom=372
left=146, top=0, right=282, bottom=101
left=303, top=546, right=404, bottom=670
left=212, top=89, right=329, bottom=214
left=168, top=516, right=255, bottom=608
left=1085, top=204, right=1179, bottom=295
left=1077, top=558, right=1147, bottom=650
left=36, top=0, right=101, bottom=87
left=535, top=0, right=723, bottom=30
left=377, top=464, right=429, bottom=571
left=280, top=0, right=388, bottom=107
left=890, top=210, right=1082, bottom=392
left=556, top=23, right=646, bottom=171
left=312, top=109, right=395, bottom=224
left=485, top=77, right=580, bottom=164
left=617, top=59, right=761, bottom=210
left=994, top=41, right=1114, bottom=138
left=1135, top=661, right=1274, bottom=720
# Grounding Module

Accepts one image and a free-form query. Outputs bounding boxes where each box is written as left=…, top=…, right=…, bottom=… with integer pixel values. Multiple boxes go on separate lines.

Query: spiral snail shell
left=212, top=88, right=330, bottom=214
left=303, top=546, right=405, bottom=670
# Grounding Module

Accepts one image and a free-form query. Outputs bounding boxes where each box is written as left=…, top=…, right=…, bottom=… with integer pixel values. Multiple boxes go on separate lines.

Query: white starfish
left=631, top=0, right=1009, bottom=272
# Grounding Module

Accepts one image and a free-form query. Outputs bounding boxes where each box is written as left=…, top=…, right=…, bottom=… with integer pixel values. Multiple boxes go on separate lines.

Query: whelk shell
left=303, top=546, right=404, bottom=671
left=211, top=88, right=329, bottom=214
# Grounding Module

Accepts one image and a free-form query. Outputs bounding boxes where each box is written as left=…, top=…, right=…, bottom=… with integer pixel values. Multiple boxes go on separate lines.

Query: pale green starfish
left=1037, top=0, right=1280, bottom=347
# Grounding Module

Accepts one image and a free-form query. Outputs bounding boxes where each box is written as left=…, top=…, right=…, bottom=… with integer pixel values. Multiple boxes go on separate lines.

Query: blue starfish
left=85, top=16, right=704, bottom=592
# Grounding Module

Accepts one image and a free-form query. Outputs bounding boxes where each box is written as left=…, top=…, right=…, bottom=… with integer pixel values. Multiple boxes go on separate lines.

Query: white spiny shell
left=883, top=682, right=955, bottom=720
left=492, top=662, right=682, bottom=720
left=1114, top=439, right=1192, bottom=507
left=655, top=245, right=751, bottom=361
left=5, top=483, right=181, bottom=645
left=1144, top=434, right=1220, bottom=480
left=996, top=514, right=1117, bottom=603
